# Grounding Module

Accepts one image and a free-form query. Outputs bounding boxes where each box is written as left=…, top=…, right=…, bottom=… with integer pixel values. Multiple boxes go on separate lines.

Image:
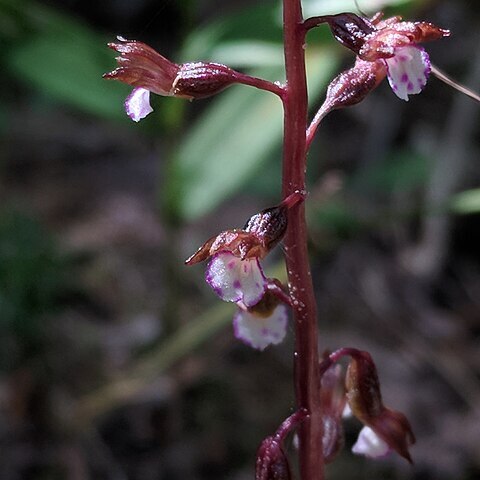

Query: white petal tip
left=233, top=305, right=288, bottom=350
left=352, top=426, right=390, bottom=459
left=125, top=88, right=154, bottom=122
left=206, top=252, right=266, bottom=307
left=386, top=45, right=431, bottom=101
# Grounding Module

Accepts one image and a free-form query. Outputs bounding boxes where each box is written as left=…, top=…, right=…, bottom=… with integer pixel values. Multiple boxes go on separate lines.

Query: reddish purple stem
left=282, top=0, right=324, bottom=479
left=234, top=72, right=286, bottom=98
left=274, top=408, right=309, bottom=443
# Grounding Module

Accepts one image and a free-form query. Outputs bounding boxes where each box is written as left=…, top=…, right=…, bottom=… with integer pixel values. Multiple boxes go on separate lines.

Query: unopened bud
left=319, top=58, right=386, bottom=117
left=256, top=436, right=291, bottom=480
left=173, top=62, right=239, bottom=99
left=324, top=13, right=375, bottom=55
left=244, top=191, right=304, bottom=251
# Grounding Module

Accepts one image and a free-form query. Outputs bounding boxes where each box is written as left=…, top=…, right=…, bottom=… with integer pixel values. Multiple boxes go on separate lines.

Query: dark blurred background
left=0, top=0, right=479, bottom=479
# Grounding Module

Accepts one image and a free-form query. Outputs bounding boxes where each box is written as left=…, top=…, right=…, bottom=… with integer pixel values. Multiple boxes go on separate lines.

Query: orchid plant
left=105, top=2, right=477, bottom=479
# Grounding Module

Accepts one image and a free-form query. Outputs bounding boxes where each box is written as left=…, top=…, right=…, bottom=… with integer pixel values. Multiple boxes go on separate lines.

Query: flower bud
left=318, top=58, right=386, bottom=117
left=324, top=13, right=375, bottom=55
left=255, top=436, right=291, bottom=480
left=172, top=62, right=239, bottom=99
left=243, top=206, right=288, bottom=251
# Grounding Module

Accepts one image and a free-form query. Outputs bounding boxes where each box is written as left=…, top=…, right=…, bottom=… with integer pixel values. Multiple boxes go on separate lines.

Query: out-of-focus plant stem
left=282, top=1, right=324, bottom=479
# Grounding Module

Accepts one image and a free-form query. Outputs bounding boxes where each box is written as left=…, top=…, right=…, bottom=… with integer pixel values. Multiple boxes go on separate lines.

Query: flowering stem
left=305, top=105, right=329, bottom=151
left=302, top=16, right=330, bottom=32
left=234, top=72, right=286, bottom=98
left=282, top=0, right=324, bottom=479
left=274, top=408, right=309, bottom=443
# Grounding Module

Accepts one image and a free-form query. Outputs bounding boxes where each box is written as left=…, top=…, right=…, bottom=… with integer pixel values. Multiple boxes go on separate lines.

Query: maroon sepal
left=104, top=37, right=179, bottom=96
left=319, top=363, right=347, bottom=463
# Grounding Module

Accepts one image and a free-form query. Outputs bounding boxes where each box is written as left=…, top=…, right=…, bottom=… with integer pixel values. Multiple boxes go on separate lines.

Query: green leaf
left=303, top=0, right=414, bottom=16
left=4, top=3, right=129, bottom=119
left=180, top=3, right=282, bottom=61
left=352, top=150, right=429, bottom=193
left=450, top=188, right=480, bottom=215
left=209, top=41, right=284, bottom=68
left=167, top=48, right=339, bottom=221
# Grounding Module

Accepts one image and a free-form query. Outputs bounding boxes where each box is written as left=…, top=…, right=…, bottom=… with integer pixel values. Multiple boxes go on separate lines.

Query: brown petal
left=185, top=230, right=264, bottom=265
left=370, top=408, right=416, bottom=463
left=345, top=350, right=384, bottom=424
left=105, top=38, right=179, bottom=95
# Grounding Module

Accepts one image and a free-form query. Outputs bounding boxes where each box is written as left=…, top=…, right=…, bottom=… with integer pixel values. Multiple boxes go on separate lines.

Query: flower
left=124, top=88, right=153, bottom=122
left=104, top=37, right=241, bottom=121
left=206, top=252, right=267, bottom=307
left=318, top=12, right=449, bottom=109
left=185, top=195, right=304, bottom=349
left=205, top=253, right=289, bottom=350
left=383, top=45, right=430, bottom=101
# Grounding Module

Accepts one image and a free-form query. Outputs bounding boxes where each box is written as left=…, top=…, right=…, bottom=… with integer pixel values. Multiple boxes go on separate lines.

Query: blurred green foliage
left=1, top=0, right=129, bottom=119
left=0, top=0, right=425, bottom=222
left=0, top=212, right=77, bottom=370
left=450, top=188, right=480, bottom=214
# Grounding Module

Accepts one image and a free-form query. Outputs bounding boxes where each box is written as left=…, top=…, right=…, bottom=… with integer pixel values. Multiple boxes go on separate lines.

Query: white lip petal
left=385, top=45, right=431, bottom=101
left=205, top=252, right=267, bottom=307
left=352, top=426, right=390, bottom=459
left=125, top=87, right=154, bottom=121
left=233, top=305, right=288, bottom=350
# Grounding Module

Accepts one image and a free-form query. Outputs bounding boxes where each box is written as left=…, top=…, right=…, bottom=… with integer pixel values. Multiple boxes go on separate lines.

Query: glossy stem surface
left=282, top=0, right=324, bottom=479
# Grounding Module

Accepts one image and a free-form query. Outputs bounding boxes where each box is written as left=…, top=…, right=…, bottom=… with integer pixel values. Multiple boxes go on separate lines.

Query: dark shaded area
left=0, top=0, right=479, bottom=479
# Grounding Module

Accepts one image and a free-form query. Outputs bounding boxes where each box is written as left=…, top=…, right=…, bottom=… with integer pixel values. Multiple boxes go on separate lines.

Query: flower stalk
left=281, top=0, right=324, bottom=479
left=103, top=2, right=477, bottom=478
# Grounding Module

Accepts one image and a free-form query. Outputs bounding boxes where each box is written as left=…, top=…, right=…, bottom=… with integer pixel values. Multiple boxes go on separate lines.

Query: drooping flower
left=344, top=349, right=416, bottom=463
left=318, top=348, right=416, bottom=462
left=104, top=37, right=243, bottom=121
